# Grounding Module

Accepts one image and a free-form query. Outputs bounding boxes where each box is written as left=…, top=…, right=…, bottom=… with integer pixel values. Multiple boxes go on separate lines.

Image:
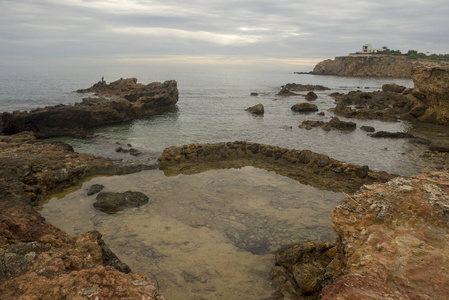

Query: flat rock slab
left=93, top=191, right=149, bottom=213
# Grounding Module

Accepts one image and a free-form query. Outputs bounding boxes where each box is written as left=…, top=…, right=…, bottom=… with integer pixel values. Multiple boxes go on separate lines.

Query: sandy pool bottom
left=40, top=166, right=344, bottom=300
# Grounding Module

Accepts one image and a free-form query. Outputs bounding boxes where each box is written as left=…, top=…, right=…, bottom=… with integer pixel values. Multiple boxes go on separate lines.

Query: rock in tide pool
left=87, top=184, right=105, bottom=196
left=93, top=191, right=149, bottom=213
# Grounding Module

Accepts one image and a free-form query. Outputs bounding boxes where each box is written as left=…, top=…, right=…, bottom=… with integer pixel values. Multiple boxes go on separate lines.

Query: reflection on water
left=40, top=166, right=344, bottom=300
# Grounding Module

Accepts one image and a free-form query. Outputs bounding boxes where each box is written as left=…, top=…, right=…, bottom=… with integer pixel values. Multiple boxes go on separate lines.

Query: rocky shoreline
left=0, top=132, right=163, bottom=299
left=1, top=63, right=448, bottom=299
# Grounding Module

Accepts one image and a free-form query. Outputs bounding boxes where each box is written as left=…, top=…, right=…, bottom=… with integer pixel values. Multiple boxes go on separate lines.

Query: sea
left=0, top=64, right=424, bottom=175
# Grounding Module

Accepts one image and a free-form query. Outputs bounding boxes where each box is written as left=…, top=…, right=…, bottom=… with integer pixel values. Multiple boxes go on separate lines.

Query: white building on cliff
left=358, top=44, right=383, bottom=53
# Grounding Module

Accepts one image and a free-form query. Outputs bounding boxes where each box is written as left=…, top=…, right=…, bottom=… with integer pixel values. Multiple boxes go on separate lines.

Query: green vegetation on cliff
left=357, top=46, right=449, bottom=61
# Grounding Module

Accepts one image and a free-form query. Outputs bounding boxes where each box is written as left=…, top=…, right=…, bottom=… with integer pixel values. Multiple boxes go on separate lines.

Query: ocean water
left=0, top=64, right=422, bottom=175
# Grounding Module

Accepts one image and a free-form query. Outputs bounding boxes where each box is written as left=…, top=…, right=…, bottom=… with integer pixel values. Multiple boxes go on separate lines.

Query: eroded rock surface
left=410, top=61, right=449, bottom=124
left=158, top=141, right=396, bottom=193
left=273, top=171, right=449, bottom=299
left=312, top=55, right=413, bottom=78
left=0, top=132, right=163, bottom=299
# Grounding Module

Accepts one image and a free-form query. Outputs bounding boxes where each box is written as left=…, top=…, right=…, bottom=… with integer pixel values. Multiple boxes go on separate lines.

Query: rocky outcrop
left=331, top=85, right=415, bottom=121
left=312, top=55, right=413, bottom=78
left=246, top=103, right=264, bottom=115
left=158, top=141, right=396, bottom=193
left=277, top=84, right=329, bottom=97
left=291, top=103, right=319, bottom=113
left=0, top=79, right=179, bottom=138
left=272, top=171, right=449, bottom=299
left=283, top=83, right=330, bottom=91
left=299, top=117, right=356, bottom=131
left=410, top=61, right=449, bottom=124
left=0, top=132, right=163, bottom=299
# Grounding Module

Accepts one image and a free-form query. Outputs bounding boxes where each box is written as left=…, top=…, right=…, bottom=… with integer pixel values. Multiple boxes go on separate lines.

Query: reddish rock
left=0, top=132, right=163, bottom=299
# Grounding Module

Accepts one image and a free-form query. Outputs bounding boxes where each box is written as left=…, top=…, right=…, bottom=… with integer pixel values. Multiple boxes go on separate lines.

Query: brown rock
left=1, top=79, right=179, bottom=138
left=382, top=83, right=407, bottom=93
left=410, top=61, right=449, bottom=124
left=245, top=103, right=264, bottom=115
left=291, top=103, right=318, bottom=112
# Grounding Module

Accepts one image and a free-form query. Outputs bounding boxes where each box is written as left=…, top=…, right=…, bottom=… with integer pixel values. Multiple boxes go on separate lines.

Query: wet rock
left=369, top=131, right=415, bottom=138
left=277, top=87, right=298, bottom=96
left=87, top=184, right=104, bottom=196
left=328, top=117, right=356, bottom=130
left=382, top=83, right=406, bottom=93
left=246, top=103, right=264, bottom=115
left=291, top=103, right=318, bottom=113
left=272, top=242, right=338, bottom=299
left=305, top=91, right=318, bottom=101
left=93, top=191, right=150, bottom=213
left=283, top=83, right=330, bottom=91
left=360, top=125, right=375, bottom=132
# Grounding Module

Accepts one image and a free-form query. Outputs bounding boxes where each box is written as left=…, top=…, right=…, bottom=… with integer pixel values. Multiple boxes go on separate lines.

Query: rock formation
left=246, top=103, right=265, bottom=115
left=312, top=55, right=413, bottom=78
left=410, top=61, right=449, bottom=124
left=272, top=171, right=449, bottom=299
left=0, top=79, right=179, bottom=138
left=330, top=84, right=415, bottom=121
left=158, top=141, right=396, bottom=193
left=93, top=191, right=150, bottom=213
left=291, top=103, right=319, bottom=113
left=0, top=132, right=163, bottom=299
left=299, top=117, right=356, bottom=131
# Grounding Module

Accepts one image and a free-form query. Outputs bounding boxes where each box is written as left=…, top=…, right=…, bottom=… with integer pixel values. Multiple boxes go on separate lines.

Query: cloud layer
left=1, top=0, right=448, bottom=68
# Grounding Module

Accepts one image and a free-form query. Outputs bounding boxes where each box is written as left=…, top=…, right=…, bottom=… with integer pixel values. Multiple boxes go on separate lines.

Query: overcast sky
left=1, top=0, right=448, bottom=69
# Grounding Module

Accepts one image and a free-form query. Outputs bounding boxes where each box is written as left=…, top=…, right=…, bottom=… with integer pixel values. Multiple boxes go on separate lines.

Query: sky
left=1, top=0, right=448, bottom=70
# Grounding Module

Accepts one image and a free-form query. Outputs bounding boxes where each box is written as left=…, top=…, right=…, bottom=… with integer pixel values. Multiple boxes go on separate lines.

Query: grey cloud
left=1, top=0, right=448, bottom=67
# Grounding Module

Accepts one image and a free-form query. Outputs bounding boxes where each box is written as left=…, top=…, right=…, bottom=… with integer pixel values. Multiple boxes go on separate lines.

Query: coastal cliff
left=312, top=55, right=413, bottom=78
left=0, top=78, right=179, bottom=138
left=410, top=61, right=449, bottom=124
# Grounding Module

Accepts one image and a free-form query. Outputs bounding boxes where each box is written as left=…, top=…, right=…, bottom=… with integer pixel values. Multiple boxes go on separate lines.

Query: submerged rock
left=87, top=184, right=105, bottom=196
left=93, top=191, right=150, bottom=213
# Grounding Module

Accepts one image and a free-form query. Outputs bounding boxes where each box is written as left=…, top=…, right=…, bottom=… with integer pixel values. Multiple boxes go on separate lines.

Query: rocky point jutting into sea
left=311, top=55, right=414, bottom=78
left=0, top=61, right=449, bottom=299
